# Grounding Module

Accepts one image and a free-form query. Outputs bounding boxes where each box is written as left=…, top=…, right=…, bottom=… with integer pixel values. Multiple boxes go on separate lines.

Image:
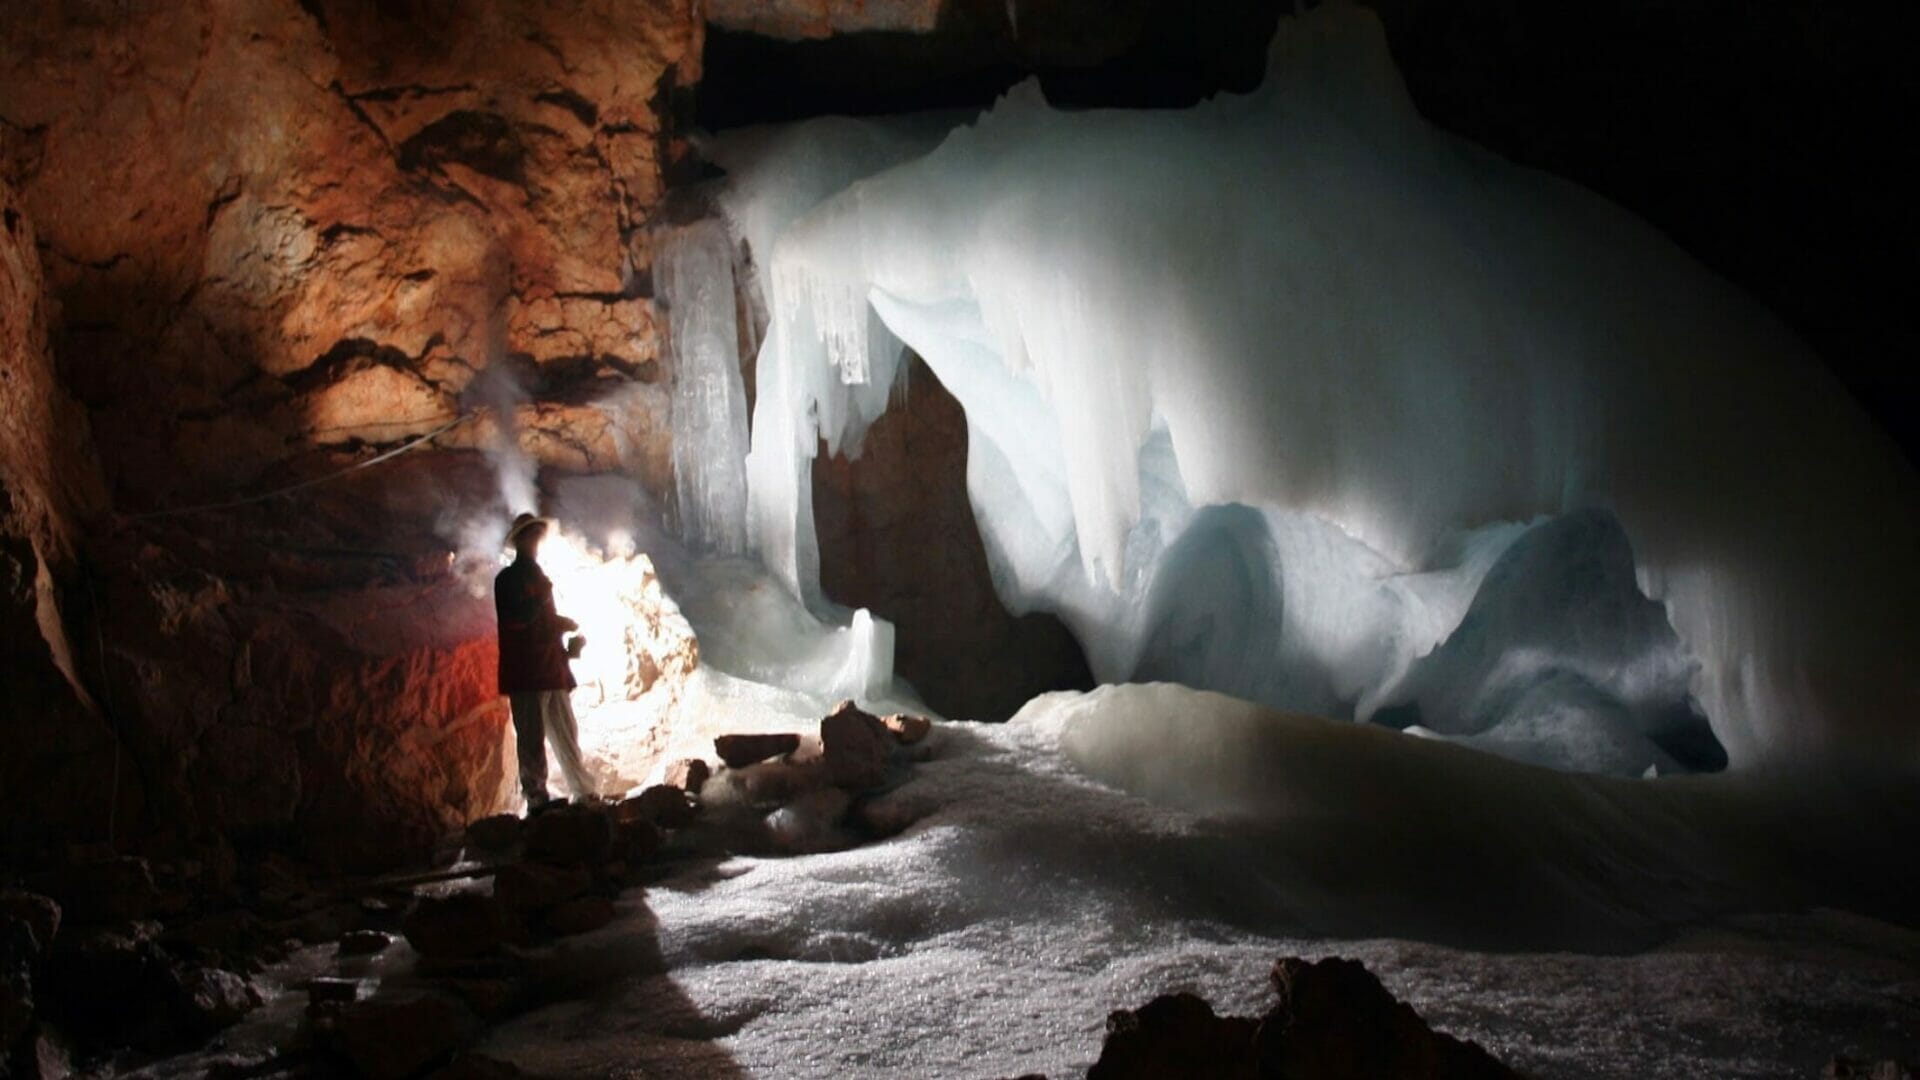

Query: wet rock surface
left=1086, top=956, right=1520, bottom=1080
left=814, top=355, right=1096, bottom=722
left=714, top=733, right=801, bottom=768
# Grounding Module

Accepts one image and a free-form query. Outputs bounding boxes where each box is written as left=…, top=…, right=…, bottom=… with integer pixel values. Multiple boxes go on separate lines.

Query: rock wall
left=0, top=0, right=704, bottom=870
left=813, top=357, right=1092, bottom=722
left=0, top=0, right=698, bottom=509
left=0, top=177, right=120, bottom=858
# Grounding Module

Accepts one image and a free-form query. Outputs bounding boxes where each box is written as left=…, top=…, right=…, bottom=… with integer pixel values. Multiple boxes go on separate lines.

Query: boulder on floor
left=0, top=892, right=59, bottom=953
left=662, top=758, right=712, bottom=793
left=615, top=785, right=696, bottom=830
left=492, top=863, right=591, bottom=915
left=522, top=805, right=612, bottom=866
left=1087, top=992, right=1259, bottom=1079
left=464, top=815, right=524, bottom=853
left=333, top=992, right=478, bottom=1080
left=715, top=733, right=800, bottom=768
left=880, top=713, right=933, bottom=744
left=821, top=700, right=890, bottom=791
left=1258, top=957, right=1518, bottom=1080
left=401, top=894, right=510, bottom=960
left=545, top=896, right=615, bottom=937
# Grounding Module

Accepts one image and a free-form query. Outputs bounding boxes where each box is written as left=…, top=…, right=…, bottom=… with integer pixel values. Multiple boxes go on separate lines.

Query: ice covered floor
left=471, top=684, right=1920, bottom=1078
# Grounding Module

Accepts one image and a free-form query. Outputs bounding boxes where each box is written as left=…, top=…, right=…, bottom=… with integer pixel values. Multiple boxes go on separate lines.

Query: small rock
left=338, top=929, right=394, bottom=956
left=0, top=890, right=61, bottom=950
left=821, top=700, right=890, bottom=791
left=492, top=863, right=591, bottom=914
left=465, top=814, right=524, bottom=852
left=523, top=804, right=613, bottom=865
left=616, top=785, right=697, bottom=830
left=618, top=819, right=663, bottom=863
left=168, top=966, right=261, bottom=1036
left=20, top=1023, right=74, bottom=1080
left=1087, top=992, right=1259, bottom=1080
left=545, top=896, right=615, bottom=937
left=306, top=976, right=362, bottom=1005
left=3, top=917, right=40, bottom=1049
left=714, top=733, right=801, bottom=768
left=44, top=856, right=159, bottom=924
left=401, top=894, right=509, bottom=960
left=334, top=993, right=478, bottom=1080
left=663, top=758, right=712, bottom=794
left=880, top=713, right=933, bottom=744
left=162, top=909, right=283, bottom=971
left=429, top=1053, right=529, bottom=1079
left=436, top=978, right=520, bottom=1021
left=1259, top=956, right=1519, bottom=1080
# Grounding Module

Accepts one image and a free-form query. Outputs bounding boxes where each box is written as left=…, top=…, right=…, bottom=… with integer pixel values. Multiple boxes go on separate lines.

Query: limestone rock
left=1083, top=957, right=1518, bottom=1080
left=306, top=977, right=362, bottom=1006
left=437, top=978, right=521, bottom=1022
left=465, top=815, right=525, bottom=853
left=663, top=758, right=712, bottom=794
left=1088, top=992, right=1259, bottom=1080
left=401, top=895, right=509, bottom=960
left=337, top=930, right=394, bottom=957
left=880, top=713, right=933, bottom=744
left=1259, top=957, right=1519, bottom=1080
left=545, top=896, right=616, bottom=937
left=522, top=805, right=613, bottom=866
left=813, top=356, right=1094, bottom=722
left=167, top=966, right=261, bottom=1037
left=492, top=863, right=591, bottom=915
left=616, top=819, right=663, bottom=864
left=0, top=892, right=60, bottom=952
left=429, top=1053, right=530, bottom=1079
left=715, top=733, right=801, bottom=768
left=334, top=993, right=478, bottom=1080
left=42, top=855, right=157, bottom=927
left=821, top=700, right=890, bottom=791
left=1, top=917, right=36, bottom=1056
left=616, top=785, right=697, bottom=830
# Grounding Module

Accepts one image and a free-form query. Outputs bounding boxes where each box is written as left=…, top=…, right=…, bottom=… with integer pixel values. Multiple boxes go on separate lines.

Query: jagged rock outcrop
left=1087, top=956, right=1519, bottom=1080
left=0, top=178, right=120, bottom=856
left=814, top=355, right=1094, bottom=721
left=0, top=0, right=699, bottom=509
left=0, top=2, right=704, bottom=869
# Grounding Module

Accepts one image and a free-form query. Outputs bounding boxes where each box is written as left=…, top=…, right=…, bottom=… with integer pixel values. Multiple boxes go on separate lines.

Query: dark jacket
left=494, top=558, right=576, bottom=694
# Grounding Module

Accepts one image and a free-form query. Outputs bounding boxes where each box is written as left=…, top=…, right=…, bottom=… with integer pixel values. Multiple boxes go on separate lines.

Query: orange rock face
left=0, top=0, right=699, bottom=508
left=0, top=178, right=125, bottom=853
left=0, top=2, right=702, bottom=868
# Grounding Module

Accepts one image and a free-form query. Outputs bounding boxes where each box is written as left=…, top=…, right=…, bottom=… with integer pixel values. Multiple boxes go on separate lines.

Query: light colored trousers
left=508, top=690, right=596, bottom=804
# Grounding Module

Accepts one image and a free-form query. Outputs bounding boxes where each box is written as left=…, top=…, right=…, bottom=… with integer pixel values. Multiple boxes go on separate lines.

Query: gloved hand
left=565, top=634, right=587, bottom=658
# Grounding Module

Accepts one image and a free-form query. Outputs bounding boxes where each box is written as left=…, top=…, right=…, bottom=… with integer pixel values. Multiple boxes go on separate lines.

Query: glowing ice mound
left=718, top=3, right=1920, bottom=771
left=1372, top=508, right=1722, bottom=775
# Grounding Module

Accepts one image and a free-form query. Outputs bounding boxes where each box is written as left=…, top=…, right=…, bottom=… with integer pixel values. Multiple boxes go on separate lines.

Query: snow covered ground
left=468, top=683, right=1919, bottom=1078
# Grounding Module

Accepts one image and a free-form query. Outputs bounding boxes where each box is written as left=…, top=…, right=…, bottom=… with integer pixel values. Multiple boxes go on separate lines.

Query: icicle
left=660, top=220, right=753, bottom=555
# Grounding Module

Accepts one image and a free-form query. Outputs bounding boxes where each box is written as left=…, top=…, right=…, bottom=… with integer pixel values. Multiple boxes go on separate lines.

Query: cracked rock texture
left=0, top=1, right=701, bottom=869
left=1, top=177, right=120, bottom=854
left=0, top=0, right=697, bottom=507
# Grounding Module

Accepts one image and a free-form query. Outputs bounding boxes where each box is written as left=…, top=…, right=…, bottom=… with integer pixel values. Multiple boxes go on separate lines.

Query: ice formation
left=474, top=683, right=1919, bottom=1078
left=705, top=3, right=1920, bottom=771
left=660, top=220, right=753, bottom=555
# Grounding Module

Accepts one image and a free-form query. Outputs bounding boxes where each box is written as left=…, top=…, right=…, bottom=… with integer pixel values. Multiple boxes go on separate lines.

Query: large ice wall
left=711, top=4, right=1920, bottom=771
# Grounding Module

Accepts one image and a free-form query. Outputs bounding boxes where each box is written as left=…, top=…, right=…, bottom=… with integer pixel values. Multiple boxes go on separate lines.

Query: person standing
left=495, top=512, right=596, bottom=810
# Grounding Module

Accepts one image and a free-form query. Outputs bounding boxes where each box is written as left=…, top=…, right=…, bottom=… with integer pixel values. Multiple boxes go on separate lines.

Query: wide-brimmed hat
left=505, top=512, right=551, bottom=546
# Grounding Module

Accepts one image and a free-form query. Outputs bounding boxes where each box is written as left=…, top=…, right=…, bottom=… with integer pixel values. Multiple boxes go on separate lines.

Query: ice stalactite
left=660, top=220, right=753, bottom=555
left=710, top=4, right=1920, bottom=774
